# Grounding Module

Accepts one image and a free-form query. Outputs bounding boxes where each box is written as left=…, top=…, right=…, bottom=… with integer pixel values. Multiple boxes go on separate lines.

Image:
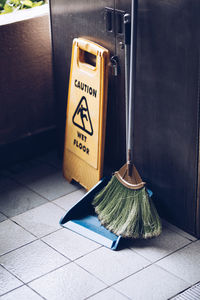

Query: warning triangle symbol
left=72, top=96, right=93, bottom=136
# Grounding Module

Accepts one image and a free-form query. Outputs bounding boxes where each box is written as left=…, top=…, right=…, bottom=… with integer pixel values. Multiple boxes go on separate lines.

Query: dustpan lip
left=59, top=176, right=122, bottom=250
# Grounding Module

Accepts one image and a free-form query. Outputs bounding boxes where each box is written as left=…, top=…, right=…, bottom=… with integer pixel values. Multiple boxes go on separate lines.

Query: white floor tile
left=130, top=227, right=191, bottom=262
left=53, top=189, right=86, bottom=211
left=0, top=285, right=43, bottom=300
left=25, top=170, right=79, bottom=201
left=76, top=247, right=150, bottom=285
left=29, top=262, right=106, bottom=300
left=0, top=220, right=35, bottom=256
left=0, top=266, right=22, bottom=296
left=42, top=228, right=100, bottom=260
left=8, top=162, right=79, bottom=201
left=114, top=264, right=190, bottom=300
left=0, top=240, right=69, bottom=283
left=0, top=212, right=7, bottom=222
left=88, top=288, right=128, bottom=300
left=157, top=240, right=200, bottom=284
left=162, top=219, right=197, bottom=241
left=0, top=177, right=47, bottom=218
left=12, top=202, right=65, bottom=238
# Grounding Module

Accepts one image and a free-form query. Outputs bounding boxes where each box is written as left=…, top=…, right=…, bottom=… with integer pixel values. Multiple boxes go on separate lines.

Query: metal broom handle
left=127, top=0, right=138, bottom=176
left=124, top=13, right=131, bottom=158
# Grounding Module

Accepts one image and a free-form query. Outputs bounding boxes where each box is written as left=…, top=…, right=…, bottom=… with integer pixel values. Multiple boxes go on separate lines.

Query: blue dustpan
left=60, top=177, right=122, bottom=250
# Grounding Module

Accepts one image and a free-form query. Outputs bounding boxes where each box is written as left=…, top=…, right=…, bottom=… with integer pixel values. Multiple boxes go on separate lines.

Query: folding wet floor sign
left=63, top=38, right=109, bottom=190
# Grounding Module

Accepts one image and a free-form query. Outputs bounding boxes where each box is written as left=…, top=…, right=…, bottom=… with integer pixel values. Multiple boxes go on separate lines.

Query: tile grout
left=0, top=263, right=24, bottom=287
left=128, top=239, right=194, bottom=266
left=0, top=226, right=196, bottom=300
left=84, top=285, right=132, bottom=300
left=1, top=209, right=197, bottom=297
left=168, top=280, right=200, bottom=300
left=1, top=154, right=199, bottom=300
left=25, top=261, right=71, bottom=285
left=0, top=283, right=47, bottom=300
left=3, top=160, right=81, bottom=204
left=0, top=238, right=37, bottom=258
left=73, top=258, right=110, bottom=287
left=0, top=225, right=70, bottom=258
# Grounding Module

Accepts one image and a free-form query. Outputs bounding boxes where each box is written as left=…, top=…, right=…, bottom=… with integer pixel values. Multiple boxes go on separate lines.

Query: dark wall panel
left=133, top=0, right=200, bottom=235
left=50, top=0, right=200, bottom=236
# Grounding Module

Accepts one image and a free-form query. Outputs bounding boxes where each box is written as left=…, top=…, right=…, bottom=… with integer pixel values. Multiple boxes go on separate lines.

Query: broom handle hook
left=127, top=0, right=138, bottom=175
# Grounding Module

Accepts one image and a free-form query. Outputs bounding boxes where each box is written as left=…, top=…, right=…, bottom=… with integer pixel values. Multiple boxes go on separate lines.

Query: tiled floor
left=0, top=150, right=199, bottom=300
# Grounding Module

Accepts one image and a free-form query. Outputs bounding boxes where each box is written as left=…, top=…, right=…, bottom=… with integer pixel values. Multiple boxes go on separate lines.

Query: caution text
left=74, top=79, right=97, bottom=98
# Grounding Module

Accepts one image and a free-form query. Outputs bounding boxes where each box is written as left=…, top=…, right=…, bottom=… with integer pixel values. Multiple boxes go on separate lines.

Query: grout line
left=109, top=263, right=153, bottom=287
left=3, top=163, right=80, bottom=203
left=73, top=259, right=110, bottom=287
left=168, top=280, right=200, bottom=300
left=77, top=242, right=194, bottom=293
left=0, top=211, right=8, bottom=218
left=84, top=285, right=132, bottom=300
left=50, top=198, right=79, bottom=210
left=0, top=187, right=78, bottom=221
left=84, top=286, right=111, bottom=300
left=153, top=240, right=194, bottom=264
left=0, top=211, right=9, bottom=220
left=26, top=285, right=47, bottom=300
left=162, top=219, right=197, bottom=242
left=1, top=171, right=51, bottom=202
left=26, top=261, right=71, bottom=285
left=1, top=156, right=199, bottom=299
left=0, top=226, right=67, bottom=258
left=128, top=246, right=189, bottom=266
left=0, top=239, right=37, bottom=258
left=38, top=227, right=63, bottom=239
left=1, top=232, right=103, bottom=284
left=39, top=228, right=103, bottom=263
left=28, top=288, right=47, bottom=300
left=112, top=286, right=133, bottom=300
left=154, top=263, right=192, bottom=286
left=0, top=283, right=47, bottom=300
left=72, top=248, right=152, bottom=289
left=0, top=225, right=62, bottom=258
left=73, top=245, right=103, bottom=261
left=40, top=238, right=73, bottom=261
left=10, top=219, right=40, bottom=238
left=0, top=223, right=195, bottom=296
left=87, top=285, right=132, bottom=300
left=128, top=232, right=197, bottom=265
left=0, top=263, right=24, bottom=285
left=0, top=286, right=24, bottom=299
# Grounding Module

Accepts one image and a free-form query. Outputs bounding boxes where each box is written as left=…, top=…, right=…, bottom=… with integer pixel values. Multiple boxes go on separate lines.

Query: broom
left=92, top=0, right=162, bottom=239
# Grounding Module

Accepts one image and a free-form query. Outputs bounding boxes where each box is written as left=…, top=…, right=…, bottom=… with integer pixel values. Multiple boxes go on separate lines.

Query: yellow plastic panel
left=63, top=38, right=109, bottom=190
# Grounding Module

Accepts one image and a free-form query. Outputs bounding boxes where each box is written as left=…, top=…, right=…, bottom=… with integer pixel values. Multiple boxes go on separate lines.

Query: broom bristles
left=92, top=175, right=162, bottom=239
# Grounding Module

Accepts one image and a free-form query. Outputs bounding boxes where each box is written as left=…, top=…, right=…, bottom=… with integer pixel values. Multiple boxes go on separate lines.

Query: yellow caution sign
left=63, top=38, right=109, bottom=190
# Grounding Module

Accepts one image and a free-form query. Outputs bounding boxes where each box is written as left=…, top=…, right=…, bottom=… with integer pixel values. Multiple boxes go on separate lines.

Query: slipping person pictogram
left=77, top=104, right=88, bottom=129
left=72, top=96, right=93, bottom=136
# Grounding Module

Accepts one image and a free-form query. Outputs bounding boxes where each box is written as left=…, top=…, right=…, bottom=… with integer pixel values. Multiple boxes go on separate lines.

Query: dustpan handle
left=127, top=0, right=138, bottom=176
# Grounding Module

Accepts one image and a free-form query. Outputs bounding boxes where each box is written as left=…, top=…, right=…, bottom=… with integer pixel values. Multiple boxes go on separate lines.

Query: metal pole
left=127, top=0, right=138, bottom=176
